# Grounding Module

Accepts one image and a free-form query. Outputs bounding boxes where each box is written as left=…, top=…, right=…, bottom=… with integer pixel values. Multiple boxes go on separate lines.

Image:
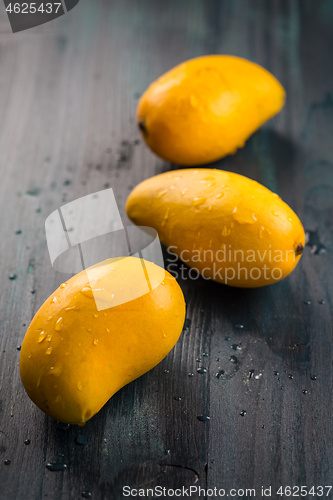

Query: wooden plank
left=207, top=0, right=333, bottom=494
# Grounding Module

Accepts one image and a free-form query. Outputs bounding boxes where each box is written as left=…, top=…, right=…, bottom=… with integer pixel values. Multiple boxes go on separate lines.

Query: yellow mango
left=126, top=169, right=305, bottom=287
left=137, top=55, right=285, bottom=166
left=20, top=257, right=185, bottom=425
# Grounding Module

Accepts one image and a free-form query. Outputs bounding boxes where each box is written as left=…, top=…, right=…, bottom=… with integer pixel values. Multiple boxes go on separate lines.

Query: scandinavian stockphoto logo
left=3, top=0, right=80, bottom=33
left=45, top=188, right=165, bottom=311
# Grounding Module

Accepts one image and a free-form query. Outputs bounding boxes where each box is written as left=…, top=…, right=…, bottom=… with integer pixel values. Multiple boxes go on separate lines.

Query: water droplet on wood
left=82, top=492, right=92, bottom=498
left=46, top=462, right=67, bottom=471
left=75, top=435, right=88, bottom=446
left=157, top=190, right=168, bottom=199
left=197, top=415, right=210, bottom=422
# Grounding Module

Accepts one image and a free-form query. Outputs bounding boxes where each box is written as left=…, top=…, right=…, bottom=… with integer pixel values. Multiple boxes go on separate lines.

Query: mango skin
left=20, top=257, right=185, bottom=426
left=137, top=55, right=285, bottom=166
left=126, top=169, right=305, bottom=288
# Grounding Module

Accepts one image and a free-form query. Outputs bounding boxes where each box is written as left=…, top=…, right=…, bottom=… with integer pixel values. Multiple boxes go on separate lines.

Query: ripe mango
left=126, top=169, right=305, bottom=287
left=20, top=257, right=185, bottom=425
left=137, top=55, right=285, bottom=166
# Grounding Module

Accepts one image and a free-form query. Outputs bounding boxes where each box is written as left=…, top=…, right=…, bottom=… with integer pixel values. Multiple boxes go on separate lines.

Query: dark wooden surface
left=0, top=0, right=333, bottom=498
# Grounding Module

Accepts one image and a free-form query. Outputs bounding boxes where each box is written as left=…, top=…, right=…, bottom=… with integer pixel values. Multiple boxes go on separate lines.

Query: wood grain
left=0, top=0, right=332, bottom=498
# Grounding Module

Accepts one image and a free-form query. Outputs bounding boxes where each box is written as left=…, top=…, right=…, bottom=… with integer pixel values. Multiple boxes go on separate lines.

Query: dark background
left=0, top=0, right=332, bottom=498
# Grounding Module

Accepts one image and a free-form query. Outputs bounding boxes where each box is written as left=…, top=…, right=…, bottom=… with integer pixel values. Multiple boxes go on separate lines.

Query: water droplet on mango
left=189, top=94, right=198, bottom=107
left=55, top=318, right=63, bottom=331
left=157, top=190, right=168, bottom=199
left=81, top=287, right=93, bottom=298
left=162, top=208, right=170, bottom=226
left=38, top=331, right=47, bottom=343
left=48, top=363, right=62, bottom=377
left=232, top=208, right=256, bottom=225
left=192, top=197, right=207, bottom=206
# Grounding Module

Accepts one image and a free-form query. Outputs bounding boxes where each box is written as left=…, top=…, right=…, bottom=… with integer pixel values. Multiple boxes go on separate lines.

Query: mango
left=20, top=257, right=185, bottom=425
left=137, top=55, right=285, bottom=166
left=126, top=169, right=305, bottom=287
